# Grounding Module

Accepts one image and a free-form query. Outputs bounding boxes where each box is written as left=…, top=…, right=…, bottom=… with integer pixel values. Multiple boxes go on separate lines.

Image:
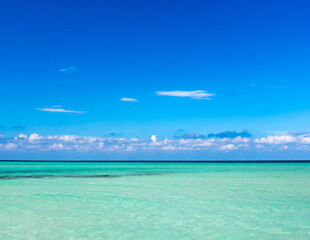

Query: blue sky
left=1, top=0, right=310, bottom=160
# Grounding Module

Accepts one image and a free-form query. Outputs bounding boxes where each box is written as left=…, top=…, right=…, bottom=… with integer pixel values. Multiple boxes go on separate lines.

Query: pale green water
left=1, top=162, right=310, bottom=240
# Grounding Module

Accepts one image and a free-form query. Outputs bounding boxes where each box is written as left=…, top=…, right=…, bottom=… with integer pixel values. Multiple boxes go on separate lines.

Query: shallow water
left=1, top=162, right=310, bottom=239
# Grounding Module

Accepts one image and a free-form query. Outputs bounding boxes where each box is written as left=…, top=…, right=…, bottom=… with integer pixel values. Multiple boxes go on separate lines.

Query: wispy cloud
left=120, top=97, right=138, bottom=102
left=37, top=107, right=86, bottom=113
left=156, top=90, right=215, bottom=99
left=59, top=67, right=78, bottom=73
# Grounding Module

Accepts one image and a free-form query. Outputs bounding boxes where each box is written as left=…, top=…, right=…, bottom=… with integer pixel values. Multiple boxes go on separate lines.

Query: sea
left=1, top=161, right=310, bottom=239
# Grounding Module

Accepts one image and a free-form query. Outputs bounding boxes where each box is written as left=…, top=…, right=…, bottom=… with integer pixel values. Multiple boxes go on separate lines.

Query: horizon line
left=1, top=160, right=310, bottom=163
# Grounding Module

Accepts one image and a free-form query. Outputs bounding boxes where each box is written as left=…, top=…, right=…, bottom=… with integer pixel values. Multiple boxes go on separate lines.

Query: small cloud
left=125, top=146, right=135, bottom=151
left=162, top=145, right=175, bottom=150
left=16, top=134, right=28, bottom=139
left=59, top=67, right=78, bottom=73
left=50, top=143, right=64, bottom=150
left=219, top=144, right=237, bottom=151
left=156, top=90, right=215, bottom=99
left=5, top=143, right=17, bottom=149
left=28, top=133, right=43, bottom=143
left=37, top=107, right=86, bottom=114
left=208, top=130, right=252, bottom=139
left=150, top=135, right=157, bottom=142
left=255, top=144, right=265, bottom=149
left=120, top=97, right=138, bottom=102
left=279, top=145, right=289, bottom=150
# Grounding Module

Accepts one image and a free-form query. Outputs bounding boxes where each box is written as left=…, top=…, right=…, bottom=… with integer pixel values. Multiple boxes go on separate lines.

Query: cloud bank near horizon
left=1, top=132, right=310, bottom=154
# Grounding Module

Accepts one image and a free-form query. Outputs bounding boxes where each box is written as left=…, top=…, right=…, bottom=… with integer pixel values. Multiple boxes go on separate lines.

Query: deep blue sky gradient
left=1, top=0, right=310, bottom=140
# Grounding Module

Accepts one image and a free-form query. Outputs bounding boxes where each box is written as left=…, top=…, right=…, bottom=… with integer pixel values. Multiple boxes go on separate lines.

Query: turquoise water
left=1, top=162, right=310, bottom=239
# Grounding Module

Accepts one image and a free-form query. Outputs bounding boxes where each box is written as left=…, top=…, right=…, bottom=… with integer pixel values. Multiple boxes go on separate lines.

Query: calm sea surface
left=1, top=162, right=310, bottom=239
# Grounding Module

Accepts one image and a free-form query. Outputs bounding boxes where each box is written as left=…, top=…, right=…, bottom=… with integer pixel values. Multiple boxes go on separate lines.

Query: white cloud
left=255, top=144, right=265, bottom=149
left=178, top=138, right=214, bottom=147
left=37, top=107, right=86, bottom=113
left=219, top=144, right=237, bottom=151
left=254, top=135, right=296, bottom=144
left=29, top=133, right=43, bottom=143
left=125, top=146, right=135, bottom=151
left=5, top=143, right=17, bottom=149
left=279, top=145, right=288, bottom=150
left=150, top=135, right=157, bottom=142
left=57, top=135, right=79, bottom=142
left=299, top=135, right=310, bottom=144
left=296, top=145, right=309, bottom=151
left=162, top=145, right=175, bottom=150
left=50, top=143, right=65, bottom=150
left=238, top=143, right=250, bottom=148
left=18, top=134, right=28, bottom=139
left=232, top=136, right=250, bottom=143
left=59, top=67, right=78, bottom=73
left=120, top=97, right=138, bottom=102
left=156, top=90, right=215, bottom=99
